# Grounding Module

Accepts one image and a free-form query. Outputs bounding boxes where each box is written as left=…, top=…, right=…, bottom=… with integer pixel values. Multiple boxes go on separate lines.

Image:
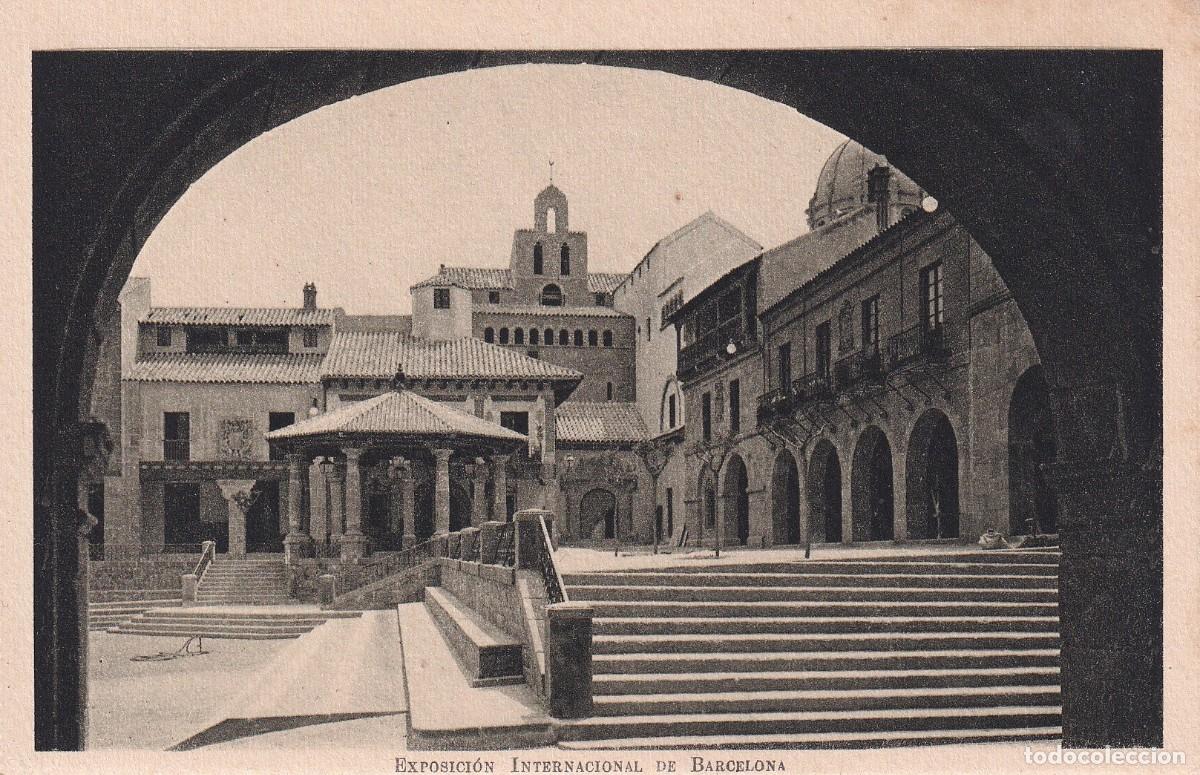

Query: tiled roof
left=588, top=273, right=627, bottom=294
left=322, top=331, right=582, bottom=381
left=266, top=390, right=526, bottom=443
left=126, top=353, right=324, bottom=384
left=337, top=314, right=413, bottom=334
left=411, top=267, right=513, bottom=290
left=757, top=207, right=881, bottom=315
left=483, top=305, right=631, bottom=319
left=142, top=307, right=338, bottom=327
left=411, top=266, right=630, bottom=295
left=555, top=402, right=649, bottom=444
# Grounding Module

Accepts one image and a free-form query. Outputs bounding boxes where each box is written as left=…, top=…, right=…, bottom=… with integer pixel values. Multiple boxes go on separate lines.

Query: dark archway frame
left=34, top=50, right=1162, bottom=749
left=805, top=438, right=843, bottom=544
left=905, top=408, right=962, bottom=541
left=851, top=425, right=895, bottom=542
left=770, top=448, right=802, bottom=545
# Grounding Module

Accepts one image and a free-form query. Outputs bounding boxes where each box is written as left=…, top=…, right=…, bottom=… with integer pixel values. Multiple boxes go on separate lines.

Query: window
left=668, top=394, right=676, bottom=428
left=500, top=411, right=529, bottom=435
left=235, top=329, right=255, bottom=346
left=528, top=349, right=539, bottom=359
left=816, top=321, right=832, bottom=379
left=861, top=295, right=880, bottom=351
left=544, top=328, right=554, bottom=344
left=588, top=330, right=598, bottom=347
left=484, top=327, right=495, bottom=343
left=530, top=328, right=540, bottom=345
left=268, top=412, right=295, bottom=460
left=499, top=327, right=510, bottom=344
left=560, top=244, right=571, bottom=275
left=533, top=242, right=544, bottom=275
left=921, top=261, right=944, bottom=331
left=606, top=382, right=614, bottom=401
left=646, top=318, right=652, bottom=342
left=540, top=283, right=563, bottom=307
left=702, top=392, right=712, bottom=442
left=603, top=330, right=613, bottom=347
left=574, top=330, right=583, bottom=347
left=302, top=328, right=319, bottom=348
left=186, top=326, right=225, bottom=352
left=594, top=292, right=607, bottom=306
left=559, top=329, right=569, bottom=345
left=514, top=328, right=525, bottom=345
left=163, top=412, right=190, bottom=461
left=778, top=342, right=792, bottom=391
left=488, top=290, right=501, bottom=304
left=433, top=288, right=451, bottom=309
left=156, top=326, right=172, bottom=347
left=729, top=379, right=741, bottom=434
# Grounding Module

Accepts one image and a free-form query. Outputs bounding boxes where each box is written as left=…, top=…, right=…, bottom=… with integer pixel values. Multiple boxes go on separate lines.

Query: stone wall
left=327, top=561, right=440, bottom=610
left=87, top=557, right=195, bottom=591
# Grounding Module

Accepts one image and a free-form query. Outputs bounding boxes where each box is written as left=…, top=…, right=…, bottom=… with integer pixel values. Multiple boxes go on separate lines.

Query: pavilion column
left=388, top=463, right=405, bottom=538
left=308, top=457, right=329, bottom=548
left=471, top=457, right=488, bottom=527
left=492, top=453, right=510, bottom=521
left=432, top=447, right=453, bottom=534
left=400, top=463, right=416, bottom=547
left=541, top=388, right=556, bottom=466
left=327, top=462, right=345, bottom=543
left=283, top=452, right=311, bottom=564
left=216, top=479, right=256, bottom=556
left=340, top=447, right=367, bottom=561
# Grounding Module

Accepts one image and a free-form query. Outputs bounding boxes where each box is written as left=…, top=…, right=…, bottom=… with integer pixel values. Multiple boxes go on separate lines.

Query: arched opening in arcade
left=580, top=488, right=617, bottom=540
left=906, top=409, right=961, bottom=540
left=1009, top=365, right=1059, bottom=535
left=722, top=454, right=751, bottom=546
left=851, top=426, right=895, bottom=542
left=805, top=439, right=843, bottom=543
left=771, top=449, right=802, bottom=545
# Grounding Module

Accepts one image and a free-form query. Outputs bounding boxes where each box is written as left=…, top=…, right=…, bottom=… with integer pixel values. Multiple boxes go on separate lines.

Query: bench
left=424, top=587, right=524, bottom=687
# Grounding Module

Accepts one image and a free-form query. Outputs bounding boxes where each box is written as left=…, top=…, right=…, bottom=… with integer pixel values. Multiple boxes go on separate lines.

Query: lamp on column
left=308, top=398, right=320, bottom=417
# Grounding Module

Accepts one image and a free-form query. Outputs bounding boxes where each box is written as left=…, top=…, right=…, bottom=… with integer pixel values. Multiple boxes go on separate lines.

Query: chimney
left=867, top=165, right=892, bottom=234
left=303, top=282, right=317, bottom=310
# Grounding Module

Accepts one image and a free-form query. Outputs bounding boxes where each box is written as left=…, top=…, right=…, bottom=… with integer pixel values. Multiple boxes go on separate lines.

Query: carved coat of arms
left=218, top=418, right=256, bottom=459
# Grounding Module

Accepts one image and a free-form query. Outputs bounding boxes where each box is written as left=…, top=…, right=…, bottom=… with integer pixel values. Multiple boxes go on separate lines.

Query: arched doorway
left=722, top=454, right=751, bottom=546
left=1009, top=365, right=1058, bottom=535
left=851, top=426, right=895, bottom=542
left=771, top=450, right=801, bottom=544
left=906, top=409, right=961, bottom=539
left=806, top=440, right=843, bottom=543
left=580, top=488, right=617, bottom=539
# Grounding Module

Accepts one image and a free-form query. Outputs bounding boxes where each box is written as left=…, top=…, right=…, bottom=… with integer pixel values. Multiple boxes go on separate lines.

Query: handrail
left=338, top=537, right=443, bottom=594
left=191, top=540, right=216, bottom=582
left=537, top=513, right=569, bottom=604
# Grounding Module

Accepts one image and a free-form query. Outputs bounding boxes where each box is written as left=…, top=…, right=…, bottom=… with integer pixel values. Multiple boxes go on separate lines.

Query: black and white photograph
left=17, top=4, right=1195, bottom=772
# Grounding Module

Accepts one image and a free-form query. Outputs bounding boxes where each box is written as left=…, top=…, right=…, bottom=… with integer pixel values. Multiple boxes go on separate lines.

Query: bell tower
left=510, top=181, right=589, bottom=305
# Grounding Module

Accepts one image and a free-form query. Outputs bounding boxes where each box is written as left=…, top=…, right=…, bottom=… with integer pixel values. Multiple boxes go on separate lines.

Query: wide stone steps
left=565, top=571, right=1056, bottom=589
left=586, top=599, right=1059, bottom=618
left=556, top=705, right=1063, bottom=742
left=592, top=666, right=1061, bottom=695
left=592, top=648, right=1060, bottom=675
left=88, top=598, right=182, bottom=630
left=106, top=607, right=361, bottom=639
left=557, top=725, right=1064, bottom=750
left=194, top=558, right=290, bottom=606
left=569, top=584, right=1057, bottom=603
left=594, top=615, right=1059, bottom=635
left=592, top=632, right=1061, bottom=655
left=592, top=683, right=1061, bottom=716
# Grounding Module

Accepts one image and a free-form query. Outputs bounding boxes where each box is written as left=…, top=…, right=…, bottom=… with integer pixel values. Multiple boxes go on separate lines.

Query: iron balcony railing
left=887, top=324, right=949, bottom=371
left=794, top=371, right=834, bottom=403
left=834, top=345, right=884, bottom=390
left=756, top=387, right=794, bottom=424
left=678, top=318, right=753, bottom=380
left=163, top=439, right=190, bottom=462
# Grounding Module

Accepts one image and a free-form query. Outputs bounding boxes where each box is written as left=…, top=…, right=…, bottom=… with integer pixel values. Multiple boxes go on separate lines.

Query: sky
left=131, top=64, right=850, bottom=314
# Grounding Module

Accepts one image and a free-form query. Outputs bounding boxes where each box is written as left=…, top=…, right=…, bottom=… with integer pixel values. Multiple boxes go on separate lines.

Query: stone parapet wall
left=87, top=558, right=196, bottom=591
left=327, top=561, right=440, bottom=610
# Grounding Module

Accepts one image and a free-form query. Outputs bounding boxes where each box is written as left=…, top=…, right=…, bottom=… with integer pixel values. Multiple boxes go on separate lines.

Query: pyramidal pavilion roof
left=265, top=390, right=527, bottom=444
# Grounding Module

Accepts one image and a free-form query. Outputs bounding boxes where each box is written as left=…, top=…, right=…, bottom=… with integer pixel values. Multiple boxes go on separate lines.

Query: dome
left=806, top=139, right=924, bottom=230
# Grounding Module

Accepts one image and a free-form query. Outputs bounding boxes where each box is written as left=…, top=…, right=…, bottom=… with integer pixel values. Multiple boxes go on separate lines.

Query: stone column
left=216, top=479, right=256, bottom=556
left=492, top=453, right=510, bottom=521
left=340, top=447, right=367, bottom=561
left=308, top=457, right=329, bottom=547
left=400, top=463, right=416, bottom=548
left=388, top=459, right=405, bottom=539
left=432, top=447, right=453, bottom=534
left=327, top=462, right=345, bottom=543
left=540, top=388, right=556, bottom=466
left=471, top=458, right=488, bottom=527
left=546, top=602, right=594, bottom=718
left=283, top=452, right=310, bottom=563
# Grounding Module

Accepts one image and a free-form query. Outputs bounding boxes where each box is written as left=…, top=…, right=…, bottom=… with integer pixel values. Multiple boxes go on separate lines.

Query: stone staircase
left=105, top=607, right=362, bottom=639
left=557, top=548, right=1062, bottom=749
left=88, top=590, right=182, bottom=630
left=194, top=555, right=290, bottom=605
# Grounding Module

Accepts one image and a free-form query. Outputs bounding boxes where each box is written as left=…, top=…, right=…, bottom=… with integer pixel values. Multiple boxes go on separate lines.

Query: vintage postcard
left=8, top=2, right=1198, bottom=773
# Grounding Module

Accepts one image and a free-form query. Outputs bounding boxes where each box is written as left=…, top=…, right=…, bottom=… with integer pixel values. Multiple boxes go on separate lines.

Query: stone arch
left=573, top=329, right=583, bottom=346
left=483, top=326, right=494, bottom=343
left=529, top=327, right=540, bottom=345
left=540, top=283, right=563, bottom=307
left=1009, top=365, right=1058, bottom=535
left=533, top=241, right=544, bottom=274
left=806, top=438, right=843, bottom=543
left=558, top=329, right=569, bottom=345
left=514, top=327, right=525, bottom=345
left=851, top=425, right=895, bottom=542
left=771, top=448, right=802, bottom=545
left=580, top=487, right=617, bottom=540
left=544, top=327, right=554, bottom=345
left=560, top=243, right=571, bottom=275
left=905, top=408, right=961, bottom=539
left=499, top=327, right=510, bottom=344
left=721, top=453, right=751, bottom=546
